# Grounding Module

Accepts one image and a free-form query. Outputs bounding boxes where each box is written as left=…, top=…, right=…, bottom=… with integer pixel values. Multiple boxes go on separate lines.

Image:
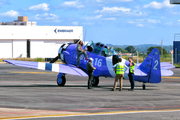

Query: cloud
left=72, top=21, right=78, bottom=25
left=95, top=7, right=130, bottom=13
left=29, top=3, right=49, bottom=11
left=103, top=18, right=116, bottom=20
left=0, top=0, right=10, bottom=5
left=144, top=0, right=175, bottom=9
left=147, top=19, right=161, bottom=23
left=32, top=13, right=60, bottom=22
left=61, top=1, right=84, bottom=8
left=165, top=21, right=172, bottom=25
left=136, top=24, right=144, bottom=27
left=0, top=10, right=19, bottom=17
left=83, top=15, right=102, bottom=20
left=95, top=7, right=146, bottom=16
left=96, top=0, right=133, bottom=3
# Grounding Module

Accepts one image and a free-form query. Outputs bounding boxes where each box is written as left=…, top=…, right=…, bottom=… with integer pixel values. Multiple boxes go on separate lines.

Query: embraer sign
left=54, top=28, right=73, bottom=33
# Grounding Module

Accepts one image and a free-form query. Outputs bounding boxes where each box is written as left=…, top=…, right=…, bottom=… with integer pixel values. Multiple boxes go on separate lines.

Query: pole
left=84, top=29, right=87, bottom=44
left=143, top=52, right=145, bottom=61
left=171, top=51, right=173, bottom=65
left=161, top=40, right=163, bottom=58
left=120, top=51, right=122, bottom=58
left=136, top=51, right=138, bottom=63
left=175, top=48, right=177, bottom=64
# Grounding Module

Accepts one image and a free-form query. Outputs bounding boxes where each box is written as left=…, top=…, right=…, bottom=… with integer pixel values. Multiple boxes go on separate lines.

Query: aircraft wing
left=3, top=60, right=88, bottom=77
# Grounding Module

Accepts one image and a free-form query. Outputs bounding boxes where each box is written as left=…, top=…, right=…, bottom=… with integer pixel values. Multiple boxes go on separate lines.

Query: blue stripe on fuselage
left=45, top=63, right=52, bottom=71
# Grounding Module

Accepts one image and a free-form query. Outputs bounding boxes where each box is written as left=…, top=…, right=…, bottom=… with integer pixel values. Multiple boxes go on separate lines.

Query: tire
left=92, top=76, right=99, bottom=87
left=57, top=75, right=66, bottom=86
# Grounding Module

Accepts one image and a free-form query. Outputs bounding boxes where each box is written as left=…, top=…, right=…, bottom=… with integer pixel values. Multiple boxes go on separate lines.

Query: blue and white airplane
left=3, top=40, right=175, bottom=89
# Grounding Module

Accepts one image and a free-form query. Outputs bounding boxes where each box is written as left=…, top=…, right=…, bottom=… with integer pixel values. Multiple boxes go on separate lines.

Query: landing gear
left=142, top=83, right=146, bottom=90
left=92, top=76, right=99, bottom=87
left=57, top=73, right=66, bottom=86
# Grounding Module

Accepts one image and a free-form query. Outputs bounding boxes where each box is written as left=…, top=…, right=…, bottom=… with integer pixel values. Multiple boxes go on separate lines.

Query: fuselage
left=58, top=43, right=130, bottom=79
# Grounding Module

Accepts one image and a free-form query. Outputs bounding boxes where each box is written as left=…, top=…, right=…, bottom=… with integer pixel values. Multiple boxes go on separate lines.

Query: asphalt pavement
left=0, top=64, right=180, bottom=120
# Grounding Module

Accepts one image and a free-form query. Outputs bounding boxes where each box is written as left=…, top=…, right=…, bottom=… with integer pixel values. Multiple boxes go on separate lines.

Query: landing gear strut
left=142, top=83, right=146, bottom=90
left=57, top=73, right=66, bottom=86
left=92, top=76, right=99, bottom=87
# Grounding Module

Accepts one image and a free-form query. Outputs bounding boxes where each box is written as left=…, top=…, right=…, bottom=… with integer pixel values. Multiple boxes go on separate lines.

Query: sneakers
left=88, top=87, right=93, bottom=89
left=85, top=58, right=89, bottom=60
left=110, top=89, right=115, bottom=91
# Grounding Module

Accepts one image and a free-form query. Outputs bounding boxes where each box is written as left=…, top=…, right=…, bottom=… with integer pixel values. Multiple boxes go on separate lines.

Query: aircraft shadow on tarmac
left=0, top=84, right=160, bottom=90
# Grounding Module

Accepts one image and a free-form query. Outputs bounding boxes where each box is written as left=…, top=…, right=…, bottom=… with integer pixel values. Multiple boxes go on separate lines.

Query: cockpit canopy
left=84, top=41, right=117, bottom=57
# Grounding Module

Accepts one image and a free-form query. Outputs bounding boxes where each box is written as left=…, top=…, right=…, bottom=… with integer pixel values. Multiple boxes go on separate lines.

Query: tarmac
left=0, top=63, right=180, bottom=120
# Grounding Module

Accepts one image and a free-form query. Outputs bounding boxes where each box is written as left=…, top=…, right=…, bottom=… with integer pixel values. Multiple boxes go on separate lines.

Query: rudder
left=139, top=48, right=161, bottom=83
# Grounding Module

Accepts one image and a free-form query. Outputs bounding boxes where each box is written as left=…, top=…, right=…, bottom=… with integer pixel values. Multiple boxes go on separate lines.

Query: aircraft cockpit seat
left=101, top=46, right=108, bottom=57
left=87, top=46, right=93, bottom=52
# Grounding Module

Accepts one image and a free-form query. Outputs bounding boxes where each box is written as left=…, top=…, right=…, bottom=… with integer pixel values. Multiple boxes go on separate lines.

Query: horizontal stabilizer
left=161, top=69, right=174, bottom=76
left=3, top=60, right=88, bottom=77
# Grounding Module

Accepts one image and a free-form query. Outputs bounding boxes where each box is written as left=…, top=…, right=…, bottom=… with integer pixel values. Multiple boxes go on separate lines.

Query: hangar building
left=0, top=16, right=83, bottom=58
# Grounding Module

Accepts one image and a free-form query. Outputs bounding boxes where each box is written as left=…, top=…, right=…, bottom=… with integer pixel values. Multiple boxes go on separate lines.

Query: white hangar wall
left=0, top=26, right=83, bottom=58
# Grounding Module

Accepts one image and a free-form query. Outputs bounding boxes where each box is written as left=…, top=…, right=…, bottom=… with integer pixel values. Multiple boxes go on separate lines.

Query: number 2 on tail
left=153, top=60, right=158, bottom=70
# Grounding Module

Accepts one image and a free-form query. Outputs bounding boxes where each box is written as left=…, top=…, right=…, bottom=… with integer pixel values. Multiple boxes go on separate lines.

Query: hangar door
left=30, top=40, right=73, bottom=58
left=13, top=40, right=26, bottom=58
left=0, top=40, right=12, bottom=58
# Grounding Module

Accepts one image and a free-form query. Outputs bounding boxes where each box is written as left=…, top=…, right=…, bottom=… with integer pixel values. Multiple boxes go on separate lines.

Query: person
left=86, top=58, right=96, bottom=89
left=77, top=40, right=88, bottom=67
left=111, top=58, right=125, bottom=91
left=128, top=57, right=136, bottom=91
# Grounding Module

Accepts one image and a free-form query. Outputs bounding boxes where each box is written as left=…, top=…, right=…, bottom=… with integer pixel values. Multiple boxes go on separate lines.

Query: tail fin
left=139, top=48, right=161, bottom=83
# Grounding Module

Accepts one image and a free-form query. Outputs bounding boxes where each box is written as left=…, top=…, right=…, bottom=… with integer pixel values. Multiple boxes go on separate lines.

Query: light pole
left=170, top=50, right=173, bottom=65
left=136, top=51, right=139, bottom=64
left=161, top=40, right=163, bottom=58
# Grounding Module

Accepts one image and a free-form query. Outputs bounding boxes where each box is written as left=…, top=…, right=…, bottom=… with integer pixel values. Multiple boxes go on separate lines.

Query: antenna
left=84, top=29, right=87, bottom=44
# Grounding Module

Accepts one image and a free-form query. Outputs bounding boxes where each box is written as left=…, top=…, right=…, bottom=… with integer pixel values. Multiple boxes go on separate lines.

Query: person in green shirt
left=77, top=40, right=88, bottom=67
left=86, top=58, right=96, bottom=89
left=111, top=58, right=125, bottom=91
left=128, top=57, right=136, bottom=91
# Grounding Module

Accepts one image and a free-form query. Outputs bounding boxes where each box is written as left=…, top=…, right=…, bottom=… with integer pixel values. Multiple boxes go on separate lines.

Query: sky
left=0, top=0, right=179, bottom=45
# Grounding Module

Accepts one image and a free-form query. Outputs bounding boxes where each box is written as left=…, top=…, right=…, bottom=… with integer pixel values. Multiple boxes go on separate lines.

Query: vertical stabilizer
left=139, top=48, right=161, bottom=83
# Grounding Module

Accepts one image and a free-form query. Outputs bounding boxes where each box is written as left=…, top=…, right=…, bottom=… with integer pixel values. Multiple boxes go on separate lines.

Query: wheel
left=92, top=76, right=99, bottom=87
left=143, top=84, right=145, bottom=90
left=57, top=75, right=66, bottom=86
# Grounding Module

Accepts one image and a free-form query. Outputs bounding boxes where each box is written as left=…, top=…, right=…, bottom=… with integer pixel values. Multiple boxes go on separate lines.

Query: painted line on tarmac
left=3, top=109, right=180, bottom=120
left=9, top=72, right=57, bottom=74
left=1, top=105, right=180, bottom=115
left=162, top=76, right=180, bottom=79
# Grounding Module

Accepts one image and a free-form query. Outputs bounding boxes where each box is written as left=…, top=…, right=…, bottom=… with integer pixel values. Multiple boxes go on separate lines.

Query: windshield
left=109, top=47, right=117, bottom=56
left=84, top=41, right=117, bottom=56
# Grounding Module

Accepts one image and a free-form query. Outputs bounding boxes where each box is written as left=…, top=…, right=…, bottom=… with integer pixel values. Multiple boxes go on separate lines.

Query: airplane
left=3, top=40, right=175, bottom=89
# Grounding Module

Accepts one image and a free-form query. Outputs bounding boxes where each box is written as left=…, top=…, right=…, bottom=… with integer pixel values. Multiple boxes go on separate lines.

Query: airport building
left=0, top=16, right=83, bottom=58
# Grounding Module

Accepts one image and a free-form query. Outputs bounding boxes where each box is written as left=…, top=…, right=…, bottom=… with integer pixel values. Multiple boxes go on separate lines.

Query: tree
left=125, top=46, right=136, bottom=53
left=147, top=47, right=167, bottom=55
left=115, top=47, right=128, bottom=53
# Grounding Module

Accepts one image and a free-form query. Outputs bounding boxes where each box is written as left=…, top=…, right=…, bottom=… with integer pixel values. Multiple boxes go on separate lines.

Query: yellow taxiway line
left=9, top=72, right=56, bottom=74
left=162, top=76, right=180, bottom=79
left=2, top=109, right=180, bottom=120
